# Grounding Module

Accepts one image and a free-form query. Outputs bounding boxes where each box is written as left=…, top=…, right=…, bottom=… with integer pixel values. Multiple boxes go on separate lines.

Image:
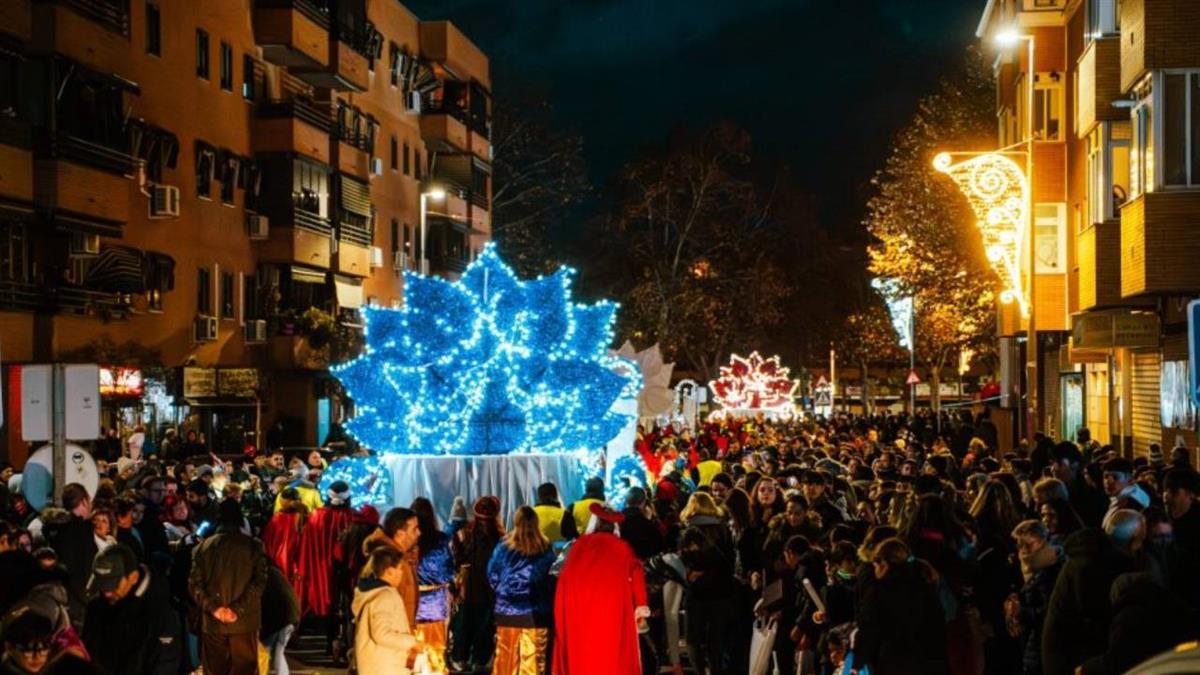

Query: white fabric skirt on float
left=381, top=453, right=589, bottom=527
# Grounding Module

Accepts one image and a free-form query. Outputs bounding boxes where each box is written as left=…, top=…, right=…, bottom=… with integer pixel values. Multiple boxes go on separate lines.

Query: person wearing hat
left=185, top=479, right=219, bottom=532
left=448, top=496, right=504, bottom=672
left=81, top=543, right=181, bottom=675
left=297, top=480, right=357, bottom=659
left=1101, top=457, right=1149, bottom=529
left=553, top=501, right=649, bottom=675
left=619, top=487, right=664, bottom=560
left=560, top=477, right=606, bottom=541
left=1, top=605, right=56, bottom=674
left=188, top=499, right=268, bottom=675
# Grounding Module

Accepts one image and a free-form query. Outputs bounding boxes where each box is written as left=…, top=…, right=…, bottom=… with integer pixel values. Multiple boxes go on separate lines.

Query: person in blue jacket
left=411, top=497, right=455, bottom=674
left=488, top=505, right=556, bottom=675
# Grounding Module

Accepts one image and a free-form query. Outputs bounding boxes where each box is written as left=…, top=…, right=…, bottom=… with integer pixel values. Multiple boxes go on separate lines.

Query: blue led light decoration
left=333, top=243, right=639, bottom=456
left=318, top=456, right=394, bottom=509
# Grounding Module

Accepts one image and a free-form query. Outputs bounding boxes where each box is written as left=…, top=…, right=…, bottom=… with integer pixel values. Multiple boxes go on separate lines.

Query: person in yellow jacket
left=694, top=449, right=723, bottom=487
left=532, top=482, right=566, bottom=545
left=560, top=477, right=605, bottom=540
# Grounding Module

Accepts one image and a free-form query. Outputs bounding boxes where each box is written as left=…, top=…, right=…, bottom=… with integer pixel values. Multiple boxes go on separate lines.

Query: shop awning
left=289, top=265, right=327, bottom=285
left=85, top=245, right=146, bottom=293
left=334, top=275, right=363, bottom=309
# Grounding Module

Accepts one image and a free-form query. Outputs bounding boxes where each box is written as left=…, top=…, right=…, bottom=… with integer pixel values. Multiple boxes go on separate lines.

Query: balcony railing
left=258, top=98, right=333, bottom=133
left=430, top=254, right=469, bottom=274
left=422, top=97, right=469, bottom=125
left=42, top=132, right=135, bottom=175
left=293, top=201, right=332, bottom=234
left=49, top=0, right=131, bottom=35
left=0, top=279, right=129, bottom=317
left=255, top=0, right=330, bottom=27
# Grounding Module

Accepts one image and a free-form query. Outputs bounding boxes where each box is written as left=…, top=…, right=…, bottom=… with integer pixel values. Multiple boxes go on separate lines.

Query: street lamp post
left=996, top=28, right=1037, bottom=441
left=419, top=185, right=446, bottom=275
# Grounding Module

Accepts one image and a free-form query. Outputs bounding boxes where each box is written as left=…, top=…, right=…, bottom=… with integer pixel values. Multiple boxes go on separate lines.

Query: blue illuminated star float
left=334, top=244, right=638, bottom=456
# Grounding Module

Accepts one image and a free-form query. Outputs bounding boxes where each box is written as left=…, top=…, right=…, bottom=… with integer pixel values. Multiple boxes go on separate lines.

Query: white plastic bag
left=749, top=617, right=778, bottom=675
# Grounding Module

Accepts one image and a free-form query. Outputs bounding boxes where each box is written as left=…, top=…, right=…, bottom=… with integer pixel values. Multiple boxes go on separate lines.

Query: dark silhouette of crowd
left=1, top=407, right=1199, bottom=675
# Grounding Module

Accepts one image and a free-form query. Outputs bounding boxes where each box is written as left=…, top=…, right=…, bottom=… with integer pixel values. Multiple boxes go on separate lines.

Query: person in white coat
left=351, top=546, right=426, bottom=675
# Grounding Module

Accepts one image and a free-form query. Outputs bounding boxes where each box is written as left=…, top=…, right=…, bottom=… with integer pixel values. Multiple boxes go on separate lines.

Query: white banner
left=20, top=365, right=52, bottom=442
left=64, top=364, right=101, bottom=440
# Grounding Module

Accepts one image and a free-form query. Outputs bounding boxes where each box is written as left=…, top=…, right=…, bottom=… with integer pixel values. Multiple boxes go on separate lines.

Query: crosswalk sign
left=815, top=387, right=832, bottom=407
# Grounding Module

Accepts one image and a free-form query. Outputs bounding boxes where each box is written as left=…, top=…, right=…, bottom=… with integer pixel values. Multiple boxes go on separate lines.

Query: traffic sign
left=906, top=369, right=921, bottom=385
left=814, top=388, right=832, bottom=407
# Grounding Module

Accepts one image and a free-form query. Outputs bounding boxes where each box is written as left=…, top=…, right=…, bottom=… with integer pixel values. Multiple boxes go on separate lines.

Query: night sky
left=403, top=0, right=983, bottom=232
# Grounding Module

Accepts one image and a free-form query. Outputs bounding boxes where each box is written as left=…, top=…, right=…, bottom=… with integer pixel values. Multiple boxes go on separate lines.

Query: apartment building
left=0, top=0, right=492, bottom=461
left=978, top=0, right=1200, bottom=457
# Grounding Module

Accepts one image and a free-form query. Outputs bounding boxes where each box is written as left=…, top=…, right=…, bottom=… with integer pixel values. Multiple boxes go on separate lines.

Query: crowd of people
left=0, top=406, right=1198, bottom=675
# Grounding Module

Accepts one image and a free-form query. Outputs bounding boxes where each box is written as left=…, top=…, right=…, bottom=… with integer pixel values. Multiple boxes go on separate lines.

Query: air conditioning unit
left=247, top=214, right=270, bottom=239
left=371, top=157, right=384, bottom=176
left=406, top=91, right=422, bottom=113
left=194, top=315, right=218, bottom=342
left=244, top=319, right=267, bottom=342
left=393, top=250, right=408, bottom=271
left=148, top=184, right=180, bottom=218
left=69, top=232, right=100, bottom=256
left=370, top=246, right=384, bottom=268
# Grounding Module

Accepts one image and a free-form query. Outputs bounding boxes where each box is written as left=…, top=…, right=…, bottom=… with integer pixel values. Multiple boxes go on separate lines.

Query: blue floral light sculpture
left=334, top=243, right=638, bottom=456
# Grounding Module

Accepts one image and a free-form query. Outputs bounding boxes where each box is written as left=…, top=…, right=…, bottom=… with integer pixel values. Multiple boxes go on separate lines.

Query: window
left=414, top=149, right=422, bottom=180
left=219, top=42, right=233, bottom=90
left=219, top=152, right=239, bottom=204
left=221, top=271, right=234, bottom=318
left=402, top=141, right=410, bottom=175
left=1034, top=203, right=1067, bottom=273
left=1033, top=73, right=1064, bottom=140
left=242, top=54, right=256, bottom=100
left=1161, top=71, right=1200, bottom=188
left=1086, top=122, right=1131, bottom=225
left=293, top=159, right=330, bottom=218
left=389, top=43, right=400, bottom=87
left=390, top=136, right=398, bottom=170
left=0, top=220, right=31, bottom=284
left=243, top=274, right=258, bottom=321
left=1086, top=0, right=1118, bottom=41
left=197, top=267, right=211, bottom=315
left=1132, top=83, right=1154, bottom=197
left=196, top=29, right=209, bottom=79
left=195, top=143, right=215, bottom=197
left=145, top=3, right=161, bottom=56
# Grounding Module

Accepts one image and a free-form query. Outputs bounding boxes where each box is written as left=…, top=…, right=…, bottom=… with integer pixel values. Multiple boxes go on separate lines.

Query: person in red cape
left=553, top=502, right=649, bottom=675
left=262, top=487, right=307, bottom=592
left=297, top=480, right=357, bottom=654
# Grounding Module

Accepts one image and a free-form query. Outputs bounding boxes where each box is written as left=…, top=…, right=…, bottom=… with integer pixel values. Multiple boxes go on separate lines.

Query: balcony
left=428, top=253, right=468, bottom=274
left=1076, top=37, right=1122, bottom=137
left=418, top=21, right=490, bottom=89
left=0, top=121, right=34, bottom=203
left=0, top=279, right=129, bottom=317
left=254, top=97, right=332, bottom=164
left=253, top=0, right=330, bottom=70
left=420, top=104, right=470, bottom=154
left=293, top=19, right=376, bottom=92
left=1120, top=190, right=1200, bottom=297
left=254, top=207, right=332, bottom=268
left=265, top=333, right=330, bottom=371
left=34, top=135, right=132, bottom=233
left=1077, top=221, right=1122, bottom=310
left=332, top=106, right=374, bottom=179
left=1120, top=0, right=1200, bottom=92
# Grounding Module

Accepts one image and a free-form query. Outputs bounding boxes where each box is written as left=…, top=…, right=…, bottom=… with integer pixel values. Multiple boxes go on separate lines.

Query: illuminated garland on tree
left=708, top=351, right=798, bottom=417
left=333, top=243, right=638, bottom=456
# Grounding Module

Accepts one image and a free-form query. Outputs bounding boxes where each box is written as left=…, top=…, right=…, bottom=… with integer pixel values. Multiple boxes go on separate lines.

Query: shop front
left=178, top=366, right=262, bottom=456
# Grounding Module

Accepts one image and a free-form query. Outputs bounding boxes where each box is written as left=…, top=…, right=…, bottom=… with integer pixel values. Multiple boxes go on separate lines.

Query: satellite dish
left=22, top=444, right=100, bottom=511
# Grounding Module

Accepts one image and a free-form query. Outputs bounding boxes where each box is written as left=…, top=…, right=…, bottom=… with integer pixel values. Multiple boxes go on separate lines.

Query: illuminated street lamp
left=419, top=184, right=446, bottom=275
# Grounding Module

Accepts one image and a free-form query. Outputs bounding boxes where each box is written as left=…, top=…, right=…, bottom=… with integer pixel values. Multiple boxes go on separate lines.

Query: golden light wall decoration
left=933, top=151, right=1029, bottom=317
